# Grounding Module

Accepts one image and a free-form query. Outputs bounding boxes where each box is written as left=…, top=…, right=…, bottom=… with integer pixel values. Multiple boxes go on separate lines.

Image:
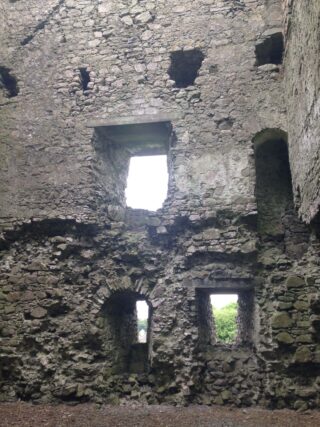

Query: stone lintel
left=186, top=278, right=254, bottom=290
left=86, top=112, right=182, bottom=128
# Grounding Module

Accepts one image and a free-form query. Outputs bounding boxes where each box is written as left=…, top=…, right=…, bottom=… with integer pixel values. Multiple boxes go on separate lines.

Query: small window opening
left=168, top=49, right=205, bottom=88
left=197, top=289, right=253, bottom=346
left=79, top=67, right=90, bottom=91
left=102, top=291, right=152, bottom=373
left=125, top=155, right=168, bottom=210
left=255, top=32, right=284, bottom=66
left=211, top=294, right=238, bottom=343
left=137, top=300, right=149, bottom=343
left=0, top=66, right=19, bottom=97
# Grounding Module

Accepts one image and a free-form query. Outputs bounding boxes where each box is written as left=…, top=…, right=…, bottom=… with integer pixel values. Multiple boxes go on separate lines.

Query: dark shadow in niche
left=0, top=66, right=19, bottom=97
left=311, top=211, right=320, bottom=241
left=168, top=49, right=205, bottom=88
left=255, top=32, right=284, bottom=66
left=101, top=290, right=153, bottom=374
left=310, top=293, right=320, bottom=343
left=79, top=67, right=90, bottom=91
left=253, top=129, right=309, bottom=258
left=254, top=129, right=292, bottom=237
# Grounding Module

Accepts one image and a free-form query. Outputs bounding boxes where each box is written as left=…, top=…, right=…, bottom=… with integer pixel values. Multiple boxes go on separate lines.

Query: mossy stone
left=286, top=275, right=304, bottom=289
left=271, top=312, right=293, bottom=329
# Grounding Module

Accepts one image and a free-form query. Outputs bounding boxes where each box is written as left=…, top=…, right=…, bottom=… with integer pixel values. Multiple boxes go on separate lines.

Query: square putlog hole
left=168, top=49, right=205, bottom=88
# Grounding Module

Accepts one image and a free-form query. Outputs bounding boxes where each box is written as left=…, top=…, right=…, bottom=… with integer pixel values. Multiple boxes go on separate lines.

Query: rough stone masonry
left=0, top=0, right=320, bottom=410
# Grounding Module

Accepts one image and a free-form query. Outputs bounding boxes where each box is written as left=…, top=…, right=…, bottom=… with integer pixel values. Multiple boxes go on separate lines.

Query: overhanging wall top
left=89, top=114, right=180, bottom=156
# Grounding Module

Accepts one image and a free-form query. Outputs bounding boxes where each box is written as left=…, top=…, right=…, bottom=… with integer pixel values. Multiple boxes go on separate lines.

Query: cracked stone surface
left=0, top=0, right=320, bottom=411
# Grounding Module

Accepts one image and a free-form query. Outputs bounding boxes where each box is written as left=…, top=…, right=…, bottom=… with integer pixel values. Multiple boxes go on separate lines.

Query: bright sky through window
left=136, top=300, right=149, bottom=320
left=126, top=155, right=168, bottom=211
left=210, top=294, right=238, bottom=309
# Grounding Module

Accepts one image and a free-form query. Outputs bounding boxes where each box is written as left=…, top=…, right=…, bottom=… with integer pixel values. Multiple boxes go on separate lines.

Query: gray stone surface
left=283, top=0, right=320, bottom=223
left=0, top=0, right=319, bottom=411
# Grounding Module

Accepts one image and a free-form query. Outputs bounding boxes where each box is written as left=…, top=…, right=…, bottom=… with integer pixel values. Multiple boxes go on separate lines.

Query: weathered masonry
left=0, top=0, right=320, bottom=410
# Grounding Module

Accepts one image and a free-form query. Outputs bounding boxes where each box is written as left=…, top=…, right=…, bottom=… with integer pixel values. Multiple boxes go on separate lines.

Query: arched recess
left=101, top=290, right=153, bottom=374
left=253, top=129, right=309, bottom=257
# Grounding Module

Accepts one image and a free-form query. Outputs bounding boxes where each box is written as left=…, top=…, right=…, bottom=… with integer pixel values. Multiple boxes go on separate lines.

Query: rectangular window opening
left=210, top=294, right=238, bottom=344
left=125, top=155, right=168, bottom=211
left=92, top=118, right=173, bottom=214
left=197, top=289, right=253, bottom=347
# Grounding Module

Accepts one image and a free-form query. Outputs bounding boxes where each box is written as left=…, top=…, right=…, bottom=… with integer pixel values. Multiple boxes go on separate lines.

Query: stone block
left=275, top=332, right=294, bottom=344
left=293, top=346, right=312, bottom=364
left=286, top=275, right=305, bottom=289
left=30, top=307, right=47, bottom=319
left=271, top=312, right=293, bottom=329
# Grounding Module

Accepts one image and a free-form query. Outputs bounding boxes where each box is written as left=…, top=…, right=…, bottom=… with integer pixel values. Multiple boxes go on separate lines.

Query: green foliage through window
left=212, top=302, right=238, bottom=343
left=138, top=318, right=147, bottom=333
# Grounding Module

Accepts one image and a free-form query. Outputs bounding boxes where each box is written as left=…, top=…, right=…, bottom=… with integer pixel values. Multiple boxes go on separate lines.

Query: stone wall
left=283, top=0, right=320, bottom=224
left=0, top=0, right=320, bottom=409
left=0, top=0, right=285, bottom=227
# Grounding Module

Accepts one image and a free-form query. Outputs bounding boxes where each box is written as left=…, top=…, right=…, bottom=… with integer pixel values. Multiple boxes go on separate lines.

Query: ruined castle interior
left=0, top=0, right=320, bottom=410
